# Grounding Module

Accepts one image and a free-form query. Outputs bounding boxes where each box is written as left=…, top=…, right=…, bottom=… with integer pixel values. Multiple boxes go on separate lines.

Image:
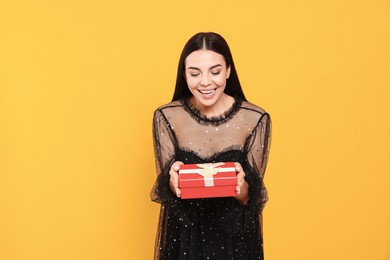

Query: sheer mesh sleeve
left=151, top=100, right=271, bottom=259
left=150, top=108, right=177, bottom=203
left=244, top=113, right=272, bottom=212
left=219, top=112, right=272, bottom=238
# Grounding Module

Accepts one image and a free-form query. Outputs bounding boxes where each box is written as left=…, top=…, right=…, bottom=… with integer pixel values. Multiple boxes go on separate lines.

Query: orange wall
left=1, top=1, right=389, bottom=259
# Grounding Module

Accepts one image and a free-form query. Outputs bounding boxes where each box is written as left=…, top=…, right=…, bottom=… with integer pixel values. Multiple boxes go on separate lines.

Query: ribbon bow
left=196, top=162, right=225, bottom=186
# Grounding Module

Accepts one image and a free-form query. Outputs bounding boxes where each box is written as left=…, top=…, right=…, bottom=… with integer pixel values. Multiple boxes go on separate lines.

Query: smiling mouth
left=199, top=89, right=216, bottom=95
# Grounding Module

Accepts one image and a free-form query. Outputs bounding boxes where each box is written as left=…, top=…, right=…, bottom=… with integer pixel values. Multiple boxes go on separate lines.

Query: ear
left=226, top=66, right=231, bottom=79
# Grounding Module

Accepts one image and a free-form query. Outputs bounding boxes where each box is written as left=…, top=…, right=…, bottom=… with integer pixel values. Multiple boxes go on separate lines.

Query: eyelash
left=190, top=72, right=220, bottom=77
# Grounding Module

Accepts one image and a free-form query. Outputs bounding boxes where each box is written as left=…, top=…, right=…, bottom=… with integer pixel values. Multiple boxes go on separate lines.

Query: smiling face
left=184, top=50, right=231, bottom=115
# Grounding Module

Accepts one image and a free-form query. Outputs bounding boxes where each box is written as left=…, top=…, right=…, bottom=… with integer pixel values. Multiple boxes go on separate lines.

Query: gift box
left=178, top=162, right=237, bottom=199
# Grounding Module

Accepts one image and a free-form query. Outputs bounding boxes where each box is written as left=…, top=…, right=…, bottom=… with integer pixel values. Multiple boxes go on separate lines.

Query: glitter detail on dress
left=151, top=98, right=271, bottom=260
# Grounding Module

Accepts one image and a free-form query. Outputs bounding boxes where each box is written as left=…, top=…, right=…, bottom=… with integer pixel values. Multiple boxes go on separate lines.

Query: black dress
left=151, top=97, right=271, bottom=260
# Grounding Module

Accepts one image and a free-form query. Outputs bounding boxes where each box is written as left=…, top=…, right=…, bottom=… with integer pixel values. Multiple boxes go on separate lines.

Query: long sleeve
left=244, top=112, right=272, bottom=212
left=150, top=109, right=177, bottom=203
left=151, top=100, right=271, bottom=259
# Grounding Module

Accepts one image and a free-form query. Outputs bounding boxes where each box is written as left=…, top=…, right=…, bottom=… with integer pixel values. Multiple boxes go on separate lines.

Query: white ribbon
left=179, top=162, right=235, bottom=187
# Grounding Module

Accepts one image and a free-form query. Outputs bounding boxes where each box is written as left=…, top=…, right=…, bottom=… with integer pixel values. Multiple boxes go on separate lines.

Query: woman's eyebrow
left=187, top=67, right=200, bottom=70
left=210, top=64, right=222, bottom=69
left=187, top=64, right=222, bottom=70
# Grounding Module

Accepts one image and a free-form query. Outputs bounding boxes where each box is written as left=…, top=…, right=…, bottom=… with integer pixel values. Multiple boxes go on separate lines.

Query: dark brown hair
left=171, top=32, right=247, bottom=101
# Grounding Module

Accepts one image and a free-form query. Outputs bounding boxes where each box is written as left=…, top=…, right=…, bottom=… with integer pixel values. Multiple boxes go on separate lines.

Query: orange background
left=1, top=0, right=389, bottom=259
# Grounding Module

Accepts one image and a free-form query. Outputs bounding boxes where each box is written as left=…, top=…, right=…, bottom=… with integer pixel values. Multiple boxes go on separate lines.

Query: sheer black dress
left=151, top=97, right=271, bottom=260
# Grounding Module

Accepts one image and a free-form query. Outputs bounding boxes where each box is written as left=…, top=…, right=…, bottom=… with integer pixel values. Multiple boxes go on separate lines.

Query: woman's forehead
left=185, top=50, right=226, bottom=68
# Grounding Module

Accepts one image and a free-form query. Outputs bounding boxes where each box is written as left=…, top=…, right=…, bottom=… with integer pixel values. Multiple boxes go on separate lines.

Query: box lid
left=179, top=162, right=237, bottom=188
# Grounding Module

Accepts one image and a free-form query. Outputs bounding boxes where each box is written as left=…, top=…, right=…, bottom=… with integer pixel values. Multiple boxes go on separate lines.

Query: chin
left=194, top=94, right=219, bottom=107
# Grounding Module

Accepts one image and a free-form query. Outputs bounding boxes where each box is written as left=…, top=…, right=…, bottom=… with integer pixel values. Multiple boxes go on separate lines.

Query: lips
left=199, top=89, right=216, bottom=95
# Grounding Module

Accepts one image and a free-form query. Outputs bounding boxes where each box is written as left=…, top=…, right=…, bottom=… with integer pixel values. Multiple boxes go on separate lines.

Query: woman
left=151, top=32, right=271, bottom=259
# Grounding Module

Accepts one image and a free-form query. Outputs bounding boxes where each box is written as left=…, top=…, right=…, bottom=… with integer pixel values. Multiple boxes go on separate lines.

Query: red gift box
left=178, top=162, right=237, bottom=199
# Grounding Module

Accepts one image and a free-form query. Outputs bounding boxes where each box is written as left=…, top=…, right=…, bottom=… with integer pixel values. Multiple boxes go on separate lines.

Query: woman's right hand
left=169, top=161, right=184, bottom=197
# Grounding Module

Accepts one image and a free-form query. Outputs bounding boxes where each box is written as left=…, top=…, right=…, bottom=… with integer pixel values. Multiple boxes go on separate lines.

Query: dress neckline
left=182, top=96, right=242, bottom=125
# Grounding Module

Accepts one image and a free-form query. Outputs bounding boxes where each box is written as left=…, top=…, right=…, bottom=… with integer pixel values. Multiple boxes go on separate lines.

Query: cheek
left=214, top=75, right=227, bottom=87
left=186, top=78, right=198, bottom=89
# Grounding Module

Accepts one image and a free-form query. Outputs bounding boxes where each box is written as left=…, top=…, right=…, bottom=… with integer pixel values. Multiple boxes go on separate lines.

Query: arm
left=244, top=113, right=272, bottom=211
left=150, top=109, right=178, bottom=202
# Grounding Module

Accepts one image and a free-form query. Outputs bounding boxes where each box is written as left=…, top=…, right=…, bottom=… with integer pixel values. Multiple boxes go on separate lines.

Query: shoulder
left=154, top=100, right=183, bottom=116
left=239, top=100, right=270, bottom=119
left=153, top=100, right=185, bottom=124
left=238, top=100, right=271, bottom=134
left=156, top=100, right=183, bottom=111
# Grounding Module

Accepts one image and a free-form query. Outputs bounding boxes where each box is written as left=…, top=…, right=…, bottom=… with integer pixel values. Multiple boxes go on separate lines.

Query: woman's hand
left=169, top=161, right=184, bottom=197
left=234, top=162, right=249, bottom=205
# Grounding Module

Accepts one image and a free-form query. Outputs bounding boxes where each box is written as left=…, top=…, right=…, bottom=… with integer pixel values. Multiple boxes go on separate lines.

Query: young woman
left=151, top=32, right=271, bottom=259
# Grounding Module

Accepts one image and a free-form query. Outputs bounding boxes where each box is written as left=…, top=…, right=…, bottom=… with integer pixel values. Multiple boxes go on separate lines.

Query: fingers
left=234, top=162, right=245, bottom=195
left=170, top=161, right=183, bottom=197
left=234, top=162, right=245, bottom=182
left=234, top=162, right=245, bottom=176
left=171, top=161, right=183, bottom=172
left=236, top=185, right=241, bottom=195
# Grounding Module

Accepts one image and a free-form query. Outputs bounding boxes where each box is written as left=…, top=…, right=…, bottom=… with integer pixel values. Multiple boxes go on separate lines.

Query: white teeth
left=200, top=89, right=215, bottom=94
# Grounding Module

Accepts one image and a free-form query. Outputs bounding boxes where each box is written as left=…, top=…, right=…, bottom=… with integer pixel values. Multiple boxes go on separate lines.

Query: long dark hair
left=171, top=32, right=247, bottom=102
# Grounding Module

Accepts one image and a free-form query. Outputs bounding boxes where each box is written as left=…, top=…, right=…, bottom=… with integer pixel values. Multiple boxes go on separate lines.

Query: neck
left=191, top=94, right=234, bottom=117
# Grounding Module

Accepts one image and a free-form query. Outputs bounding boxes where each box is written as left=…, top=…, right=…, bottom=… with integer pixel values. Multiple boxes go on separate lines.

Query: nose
left=200, top=74, right=211, bottom=86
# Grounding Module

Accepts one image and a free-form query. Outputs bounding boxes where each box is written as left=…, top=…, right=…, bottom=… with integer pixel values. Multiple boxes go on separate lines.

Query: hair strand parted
left=171, top=32, right=247, bottom=102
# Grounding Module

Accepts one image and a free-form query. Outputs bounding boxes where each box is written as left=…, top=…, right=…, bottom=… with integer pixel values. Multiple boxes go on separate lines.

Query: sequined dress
left=151, top=97, right=271, bottom=260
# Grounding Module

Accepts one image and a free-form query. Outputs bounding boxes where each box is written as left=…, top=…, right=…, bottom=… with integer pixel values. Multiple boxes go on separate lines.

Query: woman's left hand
left=234, top=162, right=249, bottom=205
